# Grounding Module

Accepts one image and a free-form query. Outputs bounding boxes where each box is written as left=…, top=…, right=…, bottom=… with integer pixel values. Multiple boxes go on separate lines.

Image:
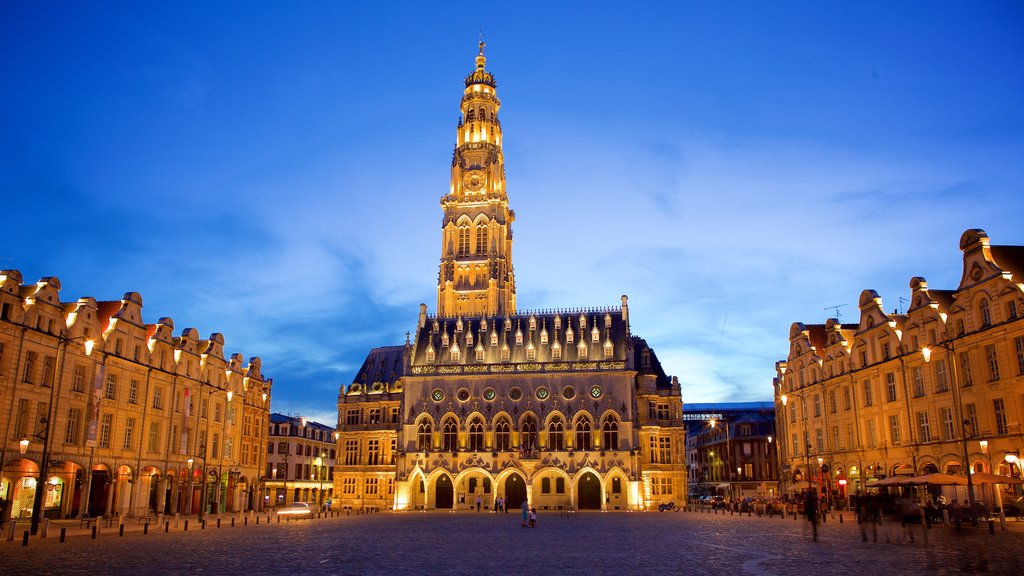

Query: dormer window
left=481, top=318, right=488, bottom=331
left=456, top=318, right=464, bottom=332
left=441, top=332, right=449, bottom=347
left=603, top=339, right=614, bottom=359
left=554, top=315, right=561, bottom=331
left=426, top=345, right=436, bottom=363
left=540, top=327, right=548, bottom=345
left=591, top=326, right=599, bottom=343
left=450, top=344, right=460, bottom=363
left=466, top=331, right=474, bottom=347
left=501, top=342, right=510, bottom=361
left=476, top=342, right=485, bottom=361
left=577, top=340, right=588, bottom=358
left=579, top=315, right=587, bottom=330
left=526, top=342, right=536, bottom=360
left=515, top=328, right=524, bottom=345
left=529, top=316, right=536, bottom=331
left=552, top=341, right=562, bottom=360
left=604, top=313, right=612, bottom=329
left=491, top=331, right=498, bottom=346
left=566, top=326, right=574, bottom=344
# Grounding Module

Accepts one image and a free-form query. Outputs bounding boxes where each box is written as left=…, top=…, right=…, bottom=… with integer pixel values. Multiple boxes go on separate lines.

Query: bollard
left=60, top=527, right=67, bottom=543
left=22, top=531, right=29, bottom=546
left=955, top=516, right=961, bottom=531
left=202, top=520, right=207, bottom=530
left=144, top=522, right=149, bottom=535
left=989, top=519, right=995, bottom=535
left=278, top=515, right=281, bottom=523
left=217, top=518, right=221, bottom=528
left=231, top=518, right=235, bottom=527
left=165, top=521, right=170, bottom=533
left=41, top=518, right=49, bottom=539
left=256, top=516, right=259, bottom=525
left=119, top=524, right=125, bottom=537
left=839, top=513, right=844, bottom=524
left=243, top=517, right=247, bottom=526
left=184, top=520, right=189, bottom=532
left=91, top=526, right=98, bottom=539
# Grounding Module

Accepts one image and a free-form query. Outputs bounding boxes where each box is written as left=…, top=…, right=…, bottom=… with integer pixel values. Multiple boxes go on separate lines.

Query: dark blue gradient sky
left=3, top=2, right=1023, bottom=424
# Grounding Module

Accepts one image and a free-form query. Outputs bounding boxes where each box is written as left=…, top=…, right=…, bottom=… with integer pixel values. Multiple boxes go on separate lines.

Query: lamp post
left=922, top=344, right=977, bottom=524
left=29, top=335, right=94, bottom=535
left=315, top=452, right=326, bottom=510
left=709, top=418, right=733, bottom=503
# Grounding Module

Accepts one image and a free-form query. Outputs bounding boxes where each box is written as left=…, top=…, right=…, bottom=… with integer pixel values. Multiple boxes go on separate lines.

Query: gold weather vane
left=476, top=31, right=487, bottom=70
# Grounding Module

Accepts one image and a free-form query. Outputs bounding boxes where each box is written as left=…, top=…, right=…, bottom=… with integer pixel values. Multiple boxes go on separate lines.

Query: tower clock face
left=462, top=171, right=485, bottom=192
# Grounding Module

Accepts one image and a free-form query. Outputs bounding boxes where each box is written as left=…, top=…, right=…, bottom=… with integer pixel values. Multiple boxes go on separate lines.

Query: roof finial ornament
left=476, top=32, right=487, bottom=70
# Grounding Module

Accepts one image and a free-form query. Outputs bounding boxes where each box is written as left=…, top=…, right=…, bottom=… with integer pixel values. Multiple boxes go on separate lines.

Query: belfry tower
left=437, top=41, right=516, bottom=317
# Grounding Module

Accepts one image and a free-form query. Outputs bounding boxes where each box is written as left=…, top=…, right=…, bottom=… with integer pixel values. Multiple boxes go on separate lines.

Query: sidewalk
left=1, top=509, right=344, bottom=546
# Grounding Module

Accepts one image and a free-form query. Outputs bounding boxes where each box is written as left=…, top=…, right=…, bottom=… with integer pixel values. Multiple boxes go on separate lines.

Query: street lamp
left=1006, top=452, right=1021, bottom=476
left=315, top=452, right=326, bottom=510
left=30, top=335, right=94, bottom=535
left=922, top=343, right=978, bottom=523
left=709, top=418, right=734, bottom=502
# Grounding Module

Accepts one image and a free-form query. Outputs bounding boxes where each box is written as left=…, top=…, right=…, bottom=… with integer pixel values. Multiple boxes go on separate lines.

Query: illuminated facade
left=336, top=44, right=686, bottom=512
left=264, top=414, right=336, bottom=508
left=775, top=229, right=1024, bottom=504
left=0, top=272, right=272, bottom=525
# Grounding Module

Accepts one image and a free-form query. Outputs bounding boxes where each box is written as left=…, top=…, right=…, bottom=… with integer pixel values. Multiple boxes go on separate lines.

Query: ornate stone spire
left=437, top=42, right=516, bottom=317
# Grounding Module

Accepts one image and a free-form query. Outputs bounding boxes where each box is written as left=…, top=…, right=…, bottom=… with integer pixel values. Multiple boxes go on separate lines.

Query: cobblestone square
left=2, top=510, right=1022, bottom=575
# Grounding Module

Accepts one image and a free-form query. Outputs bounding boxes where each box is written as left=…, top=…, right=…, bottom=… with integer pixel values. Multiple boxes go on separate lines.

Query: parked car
left=710, top=496, right=727, bottom=509
left=277, top=502, right=314, bottom=516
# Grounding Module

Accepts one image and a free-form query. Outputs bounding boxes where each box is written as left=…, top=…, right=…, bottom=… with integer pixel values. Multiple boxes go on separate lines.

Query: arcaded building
left=775, top=229, right=1024, bottom=504
left=0, top=272, right=273, bottom=525
left=335, top=44, right=686, bottom=512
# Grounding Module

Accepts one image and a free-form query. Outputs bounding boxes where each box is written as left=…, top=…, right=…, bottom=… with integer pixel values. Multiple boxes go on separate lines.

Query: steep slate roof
left=632, top=336, right=672, bottom=389
left=411, top=307, right=629, bottom=367
left=991, top=245, right=1024, bottom=281
left=351, top=345, right=406, bottom=387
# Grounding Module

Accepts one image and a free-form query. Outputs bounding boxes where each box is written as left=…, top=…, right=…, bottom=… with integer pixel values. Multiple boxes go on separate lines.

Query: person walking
left=521, top=498, right=529, bottom=527
left=476, top=494, right=482, bottom=512
left=803, top=489, right=820, bottom=542
left=529, top=507, right=537, bottom=528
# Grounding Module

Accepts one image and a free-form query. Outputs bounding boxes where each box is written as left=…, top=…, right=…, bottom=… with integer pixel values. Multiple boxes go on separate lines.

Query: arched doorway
left=435, top=475, right=454, bottom=509
left=577, top=472, right=601, bottom=510
left=504, top=473, right=527, bottom=510
left=88, top=467, right=110, bottom=517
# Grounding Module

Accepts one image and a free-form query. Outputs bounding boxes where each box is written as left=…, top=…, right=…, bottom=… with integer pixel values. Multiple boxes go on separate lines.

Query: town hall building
left=334, top=43, right=686, bottom=512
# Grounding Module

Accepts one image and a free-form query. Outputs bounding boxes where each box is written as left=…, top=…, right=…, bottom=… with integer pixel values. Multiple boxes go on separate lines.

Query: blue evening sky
left=2, top=2, right=1022, bottom=425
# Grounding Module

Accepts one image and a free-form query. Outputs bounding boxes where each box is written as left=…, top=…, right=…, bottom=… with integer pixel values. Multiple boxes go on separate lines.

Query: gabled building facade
left=775, top=229, right=1024, bottom=505
left=335, top=44, right=686, bottom=512
left=0, top=272, right=273, bottom=526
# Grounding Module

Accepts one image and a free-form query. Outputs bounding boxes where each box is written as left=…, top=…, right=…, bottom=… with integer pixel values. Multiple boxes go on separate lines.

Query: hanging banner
left=84, top=365, right=105, bottom=447
left=180, top=388, right=191, bottom=454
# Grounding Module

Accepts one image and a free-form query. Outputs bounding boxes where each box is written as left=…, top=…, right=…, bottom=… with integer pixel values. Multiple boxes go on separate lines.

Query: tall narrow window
left=979, top=299, right=991, bottom=327
left=521, top=416, right=538, bottom=453
left=123, top=417, right=135, bottom=450
left=442, top=418, right=458, bottom=452
left=886, top=372, right=897, bottom=402
left=1015, top=336, right=1024, bottom=375
left=494, top=418, right=510, bottom=451
left=468, top=417, right=484, bottom=451
left=574, top=418, right=592, bottom=451
left=457, top=226, right=470, bottom=257
left=934, top=359, right=949, bottom=392
left=960, top=351, right=974, bottom=387
left=912, top=366, right=925, bottom=397
left=994, top=398, right=1008, bottom=435
left=547, top=417, right=564, bottom=451
left=916, top=411, right=931, bottom=442
left=985, top=344, right=1000, bottom=381
left=71, top=365, right=86, bottom=393
left=940, top=407, right=955, bottom=441
left=889, top=415, right=901, bottom=444
left=475, top=223, right=488, bottom=254
left=65, top=407, right=82, bottom=445
left=99, top=413, right=113, bottom=448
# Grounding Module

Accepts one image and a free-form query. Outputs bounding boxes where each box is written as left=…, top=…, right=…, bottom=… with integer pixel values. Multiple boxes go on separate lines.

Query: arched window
left=442, top=418, right=458, bottom=452
left=602, top=416, right=618, bottom=450
left=466, top=109, right=475, bottom=121
left=979, top=299, right=991, bottom=327
left=575, top=417, right=592, bottom=451
left=468, top=417, right=485, bottom=452
left=548, top=416, right=565, bottom=451
left=417, top=420, right=432, bottom=451
left=494, top=418, right=511, bottom=451
left=457, top=226, right=470, bottom=257
left=476, top=223, right=488, bottom=254
left=521, top=416, right=538, bottom=453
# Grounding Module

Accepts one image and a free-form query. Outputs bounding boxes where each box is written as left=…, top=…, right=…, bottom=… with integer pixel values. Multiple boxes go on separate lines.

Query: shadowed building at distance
left=335, top=44, right=687, bottom=512
left=264, top=413, right=336, bottom=508
left=0, top=272, right=273, bottom=527
left=684, top=402, right=778, bottom=501
left=775, top=229, right=1024, bottom=508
